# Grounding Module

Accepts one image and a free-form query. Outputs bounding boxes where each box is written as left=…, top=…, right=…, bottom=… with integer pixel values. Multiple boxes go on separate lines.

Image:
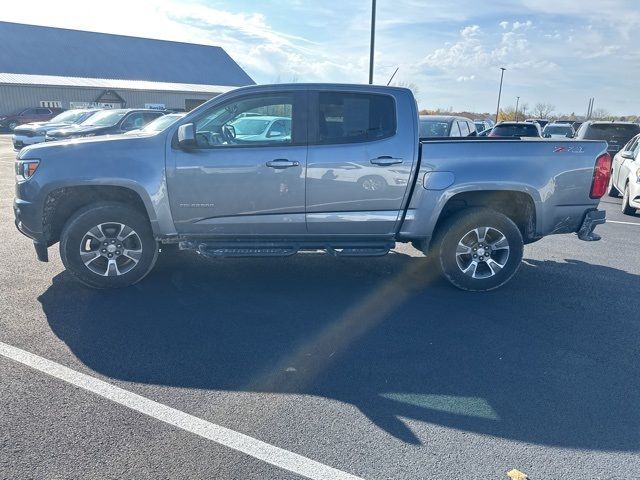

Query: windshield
left=81, top=110, right=126, bottom=126
left=231, top=118, right=271, bottom=135
left=419, top=120, right=450, bottom=137
left=584, top=124, right=640, bottom=141
left=50, top=110, right=91, bottom=124
left=492, top=124, right=540, bottom=137
left=544, top=126, right=573, bottom=135
left=141, top=114, right=183, bottom=132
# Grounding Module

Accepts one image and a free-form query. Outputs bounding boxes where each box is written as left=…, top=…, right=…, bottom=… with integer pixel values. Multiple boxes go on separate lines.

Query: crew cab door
left=167, top=91, right=307, bottom=235
left=305, top=89, right=416, bottom=235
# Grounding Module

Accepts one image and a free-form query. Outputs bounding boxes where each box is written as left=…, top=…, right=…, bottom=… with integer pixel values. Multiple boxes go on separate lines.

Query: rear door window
left=315, top=92, right=396, bottom=144
left=458, top=121, right=470, bottom=136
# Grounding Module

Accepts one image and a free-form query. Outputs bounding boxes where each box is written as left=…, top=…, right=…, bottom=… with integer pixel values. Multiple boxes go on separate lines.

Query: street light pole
left=515, top=96, right=520, bottom=122
left=495, top=67, right=506, bottom=123
left=369, top=0, right=376, bottom=84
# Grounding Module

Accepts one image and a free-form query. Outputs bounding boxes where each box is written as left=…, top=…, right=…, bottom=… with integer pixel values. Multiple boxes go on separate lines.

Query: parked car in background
left=0, top=107, right=65, bottom=131
left=231, top=115, right=292, bottom=143
left=46, top=109, right=166, bottom=141
left=489, top=122, right=541, bottom=138
left=474, top=120, right=491, bottom=133
left=542, top=123, right=575, bottom=139
left=419, top=115, right=477, bottom=138
left=574, top=121, right=640, bottom=159
left=608, top=133, right=640, bottom=215
left=525, top=118, right=549, bottom=129
left=125, top=112, right=186, bottom=134
left=477, top=127, right=493, bottom=137
left=12, top=109, right=101, bottom=149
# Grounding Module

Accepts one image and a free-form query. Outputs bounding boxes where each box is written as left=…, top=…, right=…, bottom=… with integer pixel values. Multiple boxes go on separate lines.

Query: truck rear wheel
left=59, top=202, right=158, bottom=288
left=434, top=208, right=524, bottom=291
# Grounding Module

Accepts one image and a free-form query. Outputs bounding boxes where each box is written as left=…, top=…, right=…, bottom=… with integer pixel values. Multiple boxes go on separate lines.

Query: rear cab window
left=492, top=124, right=540, bottom=137
left=314, top=91, right=396, bottom=144
left=584, top=124, right=640, bottom=141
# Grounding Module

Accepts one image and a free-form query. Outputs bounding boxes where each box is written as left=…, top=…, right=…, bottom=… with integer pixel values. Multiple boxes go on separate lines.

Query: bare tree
left=393, top=81, right=420, bottom=101
left=591, top=108, right=612, bottom=120
left=532, top=102, right=555, bottom=118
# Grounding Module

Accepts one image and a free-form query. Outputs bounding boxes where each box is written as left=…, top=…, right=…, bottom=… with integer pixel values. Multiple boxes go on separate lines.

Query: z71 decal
left=554, top=145, right=585, bottom=154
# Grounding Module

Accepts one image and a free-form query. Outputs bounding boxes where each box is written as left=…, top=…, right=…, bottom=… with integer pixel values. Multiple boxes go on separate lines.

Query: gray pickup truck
left=14, top=84, right=611, bottom=291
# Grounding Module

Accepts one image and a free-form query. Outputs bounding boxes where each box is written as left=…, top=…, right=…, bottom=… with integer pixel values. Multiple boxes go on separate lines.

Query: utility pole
left=369, top=0, right=377, bottom=84
left=495, top=67, right=506, bottom=124
left=515, top=96, right=520, bottom=122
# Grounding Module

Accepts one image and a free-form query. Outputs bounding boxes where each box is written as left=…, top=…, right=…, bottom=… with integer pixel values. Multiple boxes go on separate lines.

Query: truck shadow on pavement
left=39, top=251, right=640, bottom=451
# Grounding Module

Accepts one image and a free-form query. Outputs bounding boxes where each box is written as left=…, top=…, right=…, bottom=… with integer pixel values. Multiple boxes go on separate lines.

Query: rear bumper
left=577, top=209, right=606, bottom=241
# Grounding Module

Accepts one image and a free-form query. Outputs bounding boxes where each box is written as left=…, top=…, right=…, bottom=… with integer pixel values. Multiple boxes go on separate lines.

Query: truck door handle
left=266, top=159, right=300, bottom=169
left=370, top=156, right=403, bottom=166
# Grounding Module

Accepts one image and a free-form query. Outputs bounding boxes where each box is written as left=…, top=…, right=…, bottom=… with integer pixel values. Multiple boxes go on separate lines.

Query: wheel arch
left=42, top=182, right=158, bottom=246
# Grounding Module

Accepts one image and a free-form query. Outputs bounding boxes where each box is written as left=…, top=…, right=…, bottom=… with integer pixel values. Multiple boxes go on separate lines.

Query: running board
left=179, top=240, right=393, bottom=258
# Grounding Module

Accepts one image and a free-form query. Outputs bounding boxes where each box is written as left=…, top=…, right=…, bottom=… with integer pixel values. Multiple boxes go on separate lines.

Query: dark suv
left=46, top=109, right=166, bottom=141
left=575, top=121, right=640, bottom=158
left=489, top=122, right=541, bottom=138
left=0, top=107, right=65, bottom=131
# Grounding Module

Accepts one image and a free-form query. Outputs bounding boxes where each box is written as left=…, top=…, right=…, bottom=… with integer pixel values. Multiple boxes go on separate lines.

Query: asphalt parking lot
left=0, top=134, right=638, bottom=479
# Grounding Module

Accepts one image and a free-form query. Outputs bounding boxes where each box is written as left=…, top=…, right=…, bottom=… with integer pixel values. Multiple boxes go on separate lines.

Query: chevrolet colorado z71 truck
left=14, top=84, right=610, bottom=291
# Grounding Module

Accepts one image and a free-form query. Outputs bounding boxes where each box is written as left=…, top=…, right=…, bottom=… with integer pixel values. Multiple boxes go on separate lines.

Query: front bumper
left=14, top=197, right=49, bottom=261
left=12, top=134, right=44, bottom=150
left=577, top=209, right=606, bottom=241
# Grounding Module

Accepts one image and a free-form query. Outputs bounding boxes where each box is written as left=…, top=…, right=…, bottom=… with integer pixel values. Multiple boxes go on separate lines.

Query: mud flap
left=577, top=209, right=606, bottom=241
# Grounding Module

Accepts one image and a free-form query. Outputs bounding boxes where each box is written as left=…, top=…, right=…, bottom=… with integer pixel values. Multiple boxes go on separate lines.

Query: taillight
left=590, top=153, right=612, bottom=199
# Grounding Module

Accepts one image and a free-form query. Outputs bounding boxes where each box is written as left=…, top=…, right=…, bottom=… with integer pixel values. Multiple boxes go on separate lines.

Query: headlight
left=15, top=159, right=40, bottom=181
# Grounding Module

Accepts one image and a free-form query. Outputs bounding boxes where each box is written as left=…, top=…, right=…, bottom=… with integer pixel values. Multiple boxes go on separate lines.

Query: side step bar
left=179, top=240, right=394, bottom=258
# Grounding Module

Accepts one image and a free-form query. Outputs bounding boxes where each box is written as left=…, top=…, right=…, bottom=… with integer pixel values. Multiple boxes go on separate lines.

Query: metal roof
left=0, top=73, right=237, bottom=94
left=0, top=21, right=254, bottom=87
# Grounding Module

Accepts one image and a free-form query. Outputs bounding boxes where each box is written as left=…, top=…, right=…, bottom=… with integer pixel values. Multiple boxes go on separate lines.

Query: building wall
left=0, top=84, right=221, bottom=112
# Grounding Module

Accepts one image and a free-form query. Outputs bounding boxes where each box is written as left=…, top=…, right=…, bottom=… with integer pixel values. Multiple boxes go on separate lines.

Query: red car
left=0, top=107, right=65, bottom=131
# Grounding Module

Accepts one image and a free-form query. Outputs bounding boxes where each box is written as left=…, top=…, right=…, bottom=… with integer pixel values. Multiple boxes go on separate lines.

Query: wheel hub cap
left=455, top=226, right=510, bottom=280
left=79, top=222, right=143, bottom=276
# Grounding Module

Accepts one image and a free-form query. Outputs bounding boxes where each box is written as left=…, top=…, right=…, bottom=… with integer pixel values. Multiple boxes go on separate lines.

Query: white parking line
left=608, top=220, right=640, bottom=226
left=0, top=341, right=363, bottom=480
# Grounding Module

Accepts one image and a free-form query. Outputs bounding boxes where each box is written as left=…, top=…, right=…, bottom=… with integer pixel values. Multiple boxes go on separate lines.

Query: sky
left=2, top=0, right=639, bottom=115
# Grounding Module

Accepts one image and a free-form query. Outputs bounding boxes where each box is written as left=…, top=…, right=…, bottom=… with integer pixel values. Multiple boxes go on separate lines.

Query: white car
left=609, top=133, right=640, bottom=215
left=229, top=115, right=292, bottom=142
left=11, top=109, right=100, bottom=149
left=542, top=123, right=575, bottom=139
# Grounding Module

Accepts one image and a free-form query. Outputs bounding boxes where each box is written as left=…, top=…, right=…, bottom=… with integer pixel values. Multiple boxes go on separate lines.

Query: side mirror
left=178, top=123, right=196, bottom=148
left=566, top=133, right=574, bottom=138
left=621, top=151, right=635, bottom=159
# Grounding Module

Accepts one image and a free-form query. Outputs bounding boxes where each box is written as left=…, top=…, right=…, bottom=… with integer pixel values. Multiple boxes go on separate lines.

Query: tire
left=622, top=184, right=636, bottom=216
left=59, top=202, right=158, bottom=288
left=432, top=208, right=524, bottom=292
left=8, top=121, right=18, bottom=131
left=607, top=172, right=620, bottom=197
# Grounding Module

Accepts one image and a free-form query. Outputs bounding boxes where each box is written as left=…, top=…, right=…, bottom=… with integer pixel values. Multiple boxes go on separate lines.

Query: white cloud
left=512, top=20, right=533, bottom=30
left=499, top=21, right=509, bottom=29
left=460, top=25, right=481, bottom=37
left=456, top=75, right=476, bottom=82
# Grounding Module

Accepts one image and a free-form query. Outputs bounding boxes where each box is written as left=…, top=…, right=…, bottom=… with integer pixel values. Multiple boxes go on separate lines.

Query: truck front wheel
left=59, top=202, right=158, bottom=288
left=434, top=208, right=524, bottom=291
